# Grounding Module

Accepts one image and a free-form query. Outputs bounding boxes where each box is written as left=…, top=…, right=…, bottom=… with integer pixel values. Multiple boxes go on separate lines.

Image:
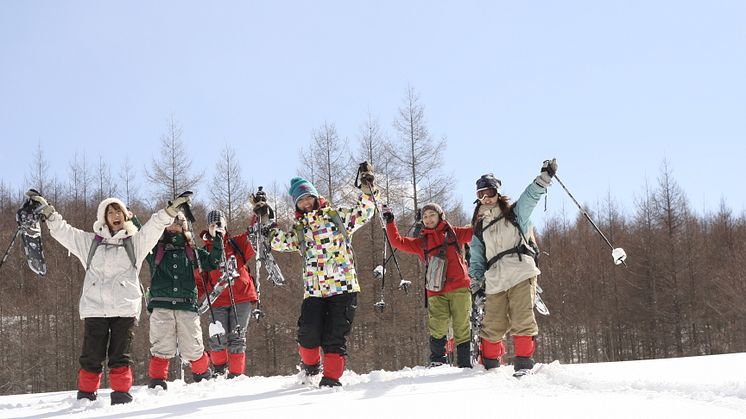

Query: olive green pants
left=427, top=288, right=472, bottom=345
left=481, top=277, right=538, bottom=342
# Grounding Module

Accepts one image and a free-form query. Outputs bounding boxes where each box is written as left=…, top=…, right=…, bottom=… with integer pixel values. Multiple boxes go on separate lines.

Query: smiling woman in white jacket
left=30, top=192, right=189, bottom=405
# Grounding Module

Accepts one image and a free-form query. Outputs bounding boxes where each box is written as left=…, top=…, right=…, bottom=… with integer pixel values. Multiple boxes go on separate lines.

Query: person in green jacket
left=145, top=212, right=223, bottom=389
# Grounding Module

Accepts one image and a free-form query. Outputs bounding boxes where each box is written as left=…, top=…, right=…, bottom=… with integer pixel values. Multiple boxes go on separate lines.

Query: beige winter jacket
left=46, top=198, right=173, bottom=320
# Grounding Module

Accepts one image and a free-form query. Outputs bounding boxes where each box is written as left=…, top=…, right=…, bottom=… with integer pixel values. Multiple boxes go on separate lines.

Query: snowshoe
left=16, top=192, right=47, bottom=276
left=513, top=368, right=533, bottom=378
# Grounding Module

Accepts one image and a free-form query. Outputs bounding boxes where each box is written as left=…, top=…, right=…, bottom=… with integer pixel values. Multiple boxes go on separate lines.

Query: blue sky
left=1, top=1, right=745, bottom=229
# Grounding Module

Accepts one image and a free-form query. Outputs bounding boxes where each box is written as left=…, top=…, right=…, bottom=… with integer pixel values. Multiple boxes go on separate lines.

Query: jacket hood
left=93, top=197, right=137, bottom=237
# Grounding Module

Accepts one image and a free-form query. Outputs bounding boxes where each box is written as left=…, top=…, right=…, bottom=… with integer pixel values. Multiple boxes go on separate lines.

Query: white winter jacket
left=46, top=198, right=173, bottom=320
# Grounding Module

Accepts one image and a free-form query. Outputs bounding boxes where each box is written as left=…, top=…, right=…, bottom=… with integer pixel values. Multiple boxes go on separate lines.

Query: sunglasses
left=477, top=188, right=498, bottom=199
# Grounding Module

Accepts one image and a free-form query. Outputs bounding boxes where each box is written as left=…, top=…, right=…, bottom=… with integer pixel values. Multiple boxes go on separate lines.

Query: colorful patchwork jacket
left=270, top=192, right=377, bottom=298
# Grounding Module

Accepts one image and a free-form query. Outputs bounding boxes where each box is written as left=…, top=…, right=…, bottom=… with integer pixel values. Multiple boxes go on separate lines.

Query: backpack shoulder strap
left=153, top=242, right=166, bottom=267
left=85, top=235, right=104, bottom=271
left=327, top=208, right=350, bottom=244
left=294, top=222, right=306, bottom=255
left=87, top=235, right=136, bottom=270
left=123, top=237, right=136, bottom=268
left=228, top=237, right=247, bottom=264
left=475, top=215, right=503, bottom=245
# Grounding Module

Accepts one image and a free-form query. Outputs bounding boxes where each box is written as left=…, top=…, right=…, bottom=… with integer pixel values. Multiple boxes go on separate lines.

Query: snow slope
left=2, top=353, right=745, bottom=418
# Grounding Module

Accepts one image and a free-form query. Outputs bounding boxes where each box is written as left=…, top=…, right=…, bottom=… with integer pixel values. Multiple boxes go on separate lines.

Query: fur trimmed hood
left=93, top=197, right=138, bottom=237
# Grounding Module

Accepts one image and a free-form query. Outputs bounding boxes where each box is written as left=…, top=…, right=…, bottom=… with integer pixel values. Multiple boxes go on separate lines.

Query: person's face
left=106, top=206, right=125, bottom=233
left=296, top=195, right=317, bottom=213
left=478, top=188, right=499, bottom=206
left=422, top=209, right=441, bottom=229
left=165, top=219, right=184, bottom=233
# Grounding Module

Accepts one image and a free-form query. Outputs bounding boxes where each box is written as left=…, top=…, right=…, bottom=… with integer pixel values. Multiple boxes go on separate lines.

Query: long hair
left=471, top=194, right=514, bottom=227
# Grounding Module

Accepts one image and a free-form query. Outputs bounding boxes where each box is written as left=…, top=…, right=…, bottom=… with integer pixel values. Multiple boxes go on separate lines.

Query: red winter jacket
left=386, top=221, right=473, bottom=298
left=195, top=230, right=258, bottom=307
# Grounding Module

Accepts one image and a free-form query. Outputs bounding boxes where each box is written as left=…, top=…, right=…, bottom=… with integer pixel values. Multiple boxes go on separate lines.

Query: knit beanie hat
left=207, top=209, right=226, bottom=228
left=476, top=173, right=501, bottom=194
left=289, top=177, right=319, bottom=206
left=421, top=202, right=445, bottom=219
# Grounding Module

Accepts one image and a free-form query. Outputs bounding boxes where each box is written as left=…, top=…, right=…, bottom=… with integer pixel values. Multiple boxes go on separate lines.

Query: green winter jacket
left=146, top=232, right=223, bottom=312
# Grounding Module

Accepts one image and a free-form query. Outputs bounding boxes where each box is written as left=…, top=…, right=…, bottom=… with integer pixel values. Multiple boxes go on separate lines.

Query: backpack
left=473, top=209, right=539, bottom=270
left=152, top=240, right=196, bottom=267
left=86, top=235, right=136, bottom=271
left=420, top=223, right=462, bottom=292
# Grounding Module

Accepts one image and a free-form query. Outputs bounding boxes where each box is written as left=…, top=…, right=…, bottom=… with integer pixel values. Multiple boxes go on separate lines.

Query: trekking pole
left=380, top=209, right=422, bottom=270
left=553, top=175, right=628, bottom=267
left=0, top=228, right=21, bottom=272
left=178, top=192, right=223, bottom=345
left=355, top=162, right=410, bottom=311
left=219, top=249, right=243, bottom=335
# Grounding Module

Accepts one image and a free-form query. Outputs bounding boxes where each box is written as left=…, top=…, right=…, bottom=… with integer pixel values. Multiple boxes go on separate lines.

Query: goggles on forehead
left=477, top=188, right=498, bottom=200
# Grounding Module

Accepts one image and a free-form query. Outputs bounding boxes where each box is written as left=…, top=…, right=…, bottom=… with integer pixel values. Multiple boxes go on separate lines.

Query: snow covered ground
left=3, top=353, right=745, bottom=418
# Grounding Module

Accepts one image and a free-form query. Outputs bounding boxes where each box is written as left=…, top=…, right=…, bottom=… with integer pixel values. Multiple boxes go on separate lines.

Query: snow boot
left=483, top=358, right=500, bottom=370
left=76, top=391, right=97, bottom=401
left=513, top=356, right=535, bottom=369
left=429, top=336, right=448, bottom=367
left=456, top=342, right=472, bottom=368
left=148, top=378, right=168, bottom=390
left=319, top=377, right=342, bottom=388
left=193, top=368, right=214, bottom=382
left=213, top=363, right=227, bottom=376
left=302, top=362, right=321, bottom=376
left=110, top=391, right=133, bottom=405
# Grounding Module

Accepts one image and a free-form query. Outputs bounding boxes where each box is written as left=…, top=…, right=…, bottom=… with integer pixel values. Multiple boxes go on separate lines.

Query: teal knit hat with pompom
left=288, top=177, right=319, bottom=206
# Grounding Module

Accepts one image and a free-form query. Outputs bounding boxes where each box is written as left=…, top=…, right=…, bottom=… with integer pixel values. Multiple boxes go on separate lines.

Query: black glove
left=382, top=206, right=394, bottom=224
left=357, top=162, right=375, bottom=194
left=541, top=158, right=558, bottom=178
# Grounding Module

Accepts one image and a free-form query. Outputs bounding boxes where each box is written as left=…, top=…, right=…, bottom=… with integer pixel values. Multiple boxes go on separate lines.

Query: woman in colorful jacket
left=28, top=192, right=188, bottom=404
left=258, top=169, right=377, bottom=387
left=383, top=203, right=474, bottom=368
left=146, top=212, right=224, bottom=389
left=468, top=159, right=557, bottom=376
left=195, top=210, right=258, bottom=378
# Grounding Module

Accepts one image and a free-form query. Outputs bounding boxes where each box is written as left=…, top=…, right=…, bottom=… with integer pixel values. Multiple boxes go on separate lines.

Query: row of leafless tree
left=1, top=86, right=744, bottom=395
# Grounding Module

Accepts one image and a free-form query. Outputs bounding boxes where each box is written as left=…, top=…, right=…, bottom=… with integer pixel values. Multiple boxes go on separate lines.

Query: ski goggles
left=476, top=188, right=498, bottom=200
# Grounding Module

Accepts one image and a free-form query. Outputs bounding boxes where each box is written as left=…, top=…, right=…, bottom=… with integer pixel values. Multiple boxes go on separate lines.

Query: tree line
left=1, top=87, right=744, bottom=395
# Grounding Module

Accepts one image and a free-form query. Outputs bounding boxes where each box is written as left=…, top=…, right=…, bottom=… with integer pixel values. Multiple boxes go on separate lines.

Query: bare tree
left=145, top=116, right=202, bottom=201
left=119, top=156, right=139, bottom=205
left=209, top=144, right=251, bottom=226
left=26, top=141, right=50, bottom=195
left=391, top=85, right=452, bottom=213
left=300, top=122, right=350, bottom=204
left=298, top=144, right=318, bottom=187
left=94, top=156, right=117, bottom=203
